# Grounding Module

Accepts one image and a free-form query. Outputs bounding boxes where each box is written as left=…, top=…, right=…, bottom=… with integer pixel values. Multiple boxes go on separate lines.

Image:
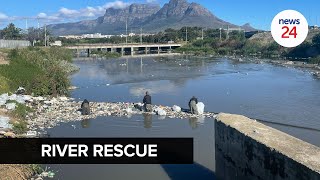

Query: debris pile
left=1, top=89, right=216, bottom=133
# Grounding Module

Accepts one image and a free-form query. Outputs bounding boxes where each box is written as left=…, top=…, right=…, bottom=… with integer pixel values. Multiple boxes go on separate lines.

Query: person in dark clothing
left=189, top=96, right=198, bottom=114
left=143, top=91, right=152, bottom=112
left=81, top=99, right=90, bottom=115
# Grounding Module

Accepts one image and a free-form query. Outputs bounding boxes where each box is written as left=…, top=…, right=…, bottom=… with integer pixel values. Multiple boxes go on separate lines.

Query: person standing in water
left=143, top=91, right=152, bottom=112
left=189, top=96, right=198, bottom=114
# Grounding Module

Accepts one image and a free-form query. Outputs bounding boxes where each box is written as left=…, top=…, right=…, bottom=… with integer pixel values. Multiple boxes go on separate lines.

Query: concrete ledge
left=215, top=113, right=320, bottom=179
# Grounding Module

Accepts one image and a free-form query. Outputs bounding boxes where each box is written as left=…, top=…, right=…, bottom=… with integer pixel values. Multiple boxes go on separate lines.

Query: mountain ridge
left=49, top=0, right=256, bottom=36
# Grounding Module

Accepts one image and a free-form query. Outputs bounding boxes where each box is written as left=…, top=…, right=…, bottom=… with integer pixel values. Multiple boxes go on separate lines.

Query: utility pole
left=219, top=28, right=222, bottom=42
left=25, top=18, right=28, bottom=32
left=140, top=28, right=142, bottom=44
left=37, top=17, right=40, bottom=39
left=226, top=26, right=229, bottom=40
left=201, top=28, right=204, bottom=40
left=185, top=27, right=188, bottom=43
left=130, top=28, right=133, bottom=44
left=125, top=18, right=128, bottom=44
left=44, top=24, right=47, bottom=47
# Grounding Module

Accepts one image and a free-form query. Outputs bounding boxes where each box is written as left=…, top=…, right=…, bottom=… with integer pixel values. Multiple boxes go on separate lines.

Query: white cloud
left=0, top=12, right=8, bottom=20
left=37, top=13, right=47, bottom=18
left=102, top=0, right=130, bottom=9
left=59, top=7, right=79, bottom=17
left=1, top=1, right=132, bottom=25
left=146, top=0, right=157, bottom=3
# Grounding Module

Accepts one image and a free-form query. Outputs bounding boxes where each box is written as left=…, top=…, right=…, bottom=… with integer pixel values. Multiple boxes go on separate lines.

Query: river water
left=45, top=56, right=320, bottom=179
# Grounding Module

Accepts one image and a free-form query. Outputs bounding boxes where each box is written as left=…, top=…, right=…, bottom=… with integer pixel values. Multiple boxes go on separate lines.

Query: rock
left=41, top=172, right=49, bottom=177
left=285, top=61, right=294, bottom=65
left=172, top=105, right=181, bottom=112
left=26, top=131, right=37, bottom=137
left=196, top=102, right=205, bottom=115
left=59, top=96, right=68, bottom=101
left=5, top=103, right=16, bottom=110
left=4, top=132, right=16, bottom=138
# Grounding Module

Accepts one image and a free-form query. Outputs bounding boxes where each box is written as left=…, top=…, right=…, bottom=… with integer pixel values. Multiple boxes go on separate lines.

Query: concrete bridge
left=65, top=43, right=182, bottom=57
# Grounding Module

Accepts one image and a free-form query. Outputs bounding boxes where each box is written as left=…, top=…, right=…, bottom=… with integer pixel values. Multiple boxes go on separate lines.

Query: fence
left=0, top=40, right=30, bottom=48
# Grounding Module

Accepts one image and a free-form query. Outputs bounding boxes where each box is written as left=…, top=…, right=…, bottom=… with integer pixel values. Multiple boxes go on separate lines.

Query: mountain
left=49, top=0, right=256, bottom=36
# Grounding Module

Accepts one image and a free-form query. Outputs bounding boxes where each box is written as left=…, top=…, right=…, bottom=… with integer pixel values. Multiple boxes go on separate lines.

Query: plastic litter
left=155, top=108, right=167, bottom=116
left=26, top=131, right=37, bottom=137
left=9, top=94, right=17, bottom=101
left=196, top=102, right=205, bottom=115
left=48, top=171, right=55, bottom=178
left=6, top=103, right=16, bottom=110
left=172, top=105, right=181, bottom=112
left=16, top=95, right=26, bottom=104
left=0, top=93, right=9, bottom=102
left=126, top=108, right=133, bottom=114
left=0, top=116, right=12, bottom=129
left=0, top=99, right=6, bottom=106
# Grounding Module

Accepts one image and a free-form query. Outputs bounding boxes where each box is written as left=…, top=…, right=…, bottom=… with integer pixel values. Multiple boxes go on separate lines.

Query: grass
left=0, top=75, right=10, bottom=94
left=0, top=47, right=72, bottom=96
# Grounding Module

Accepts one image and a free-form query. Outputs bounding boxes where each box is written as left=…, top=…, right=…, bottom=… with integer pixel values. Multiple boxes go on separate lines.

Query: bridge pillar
left=145, top=47, right=148, bottom=55
left=158, top=47, right=160, bottom=54
left=169, top=46, right=172, bottom=54
left=76, top=49, right=80, bottom=58
left=121, top=47, right=124, bottom=56
left=131, top=47, right=134, bottom=56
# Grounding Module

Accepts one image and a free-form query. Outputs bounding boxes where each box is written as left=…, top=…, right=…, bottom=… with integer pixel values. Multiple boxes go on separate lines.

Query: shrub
left=0, top=47, right=72, bottom=96
left=12, top=120, right=28, bottom=134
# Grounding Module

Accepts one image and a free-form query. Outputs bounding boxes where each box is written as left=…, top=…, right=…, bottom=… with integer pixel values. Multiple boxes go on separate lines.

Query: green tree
left=1, top=23, right=22, bottom=40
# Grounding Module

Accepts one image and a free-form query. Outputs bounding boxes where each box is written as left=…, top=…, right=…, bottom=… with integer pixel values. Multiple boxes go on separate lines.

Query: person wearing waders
left=189, top=96, right=198, bottom=114
left=143, top=91, right=152, bottom=112
left=81, top=99, right=90, bottom=115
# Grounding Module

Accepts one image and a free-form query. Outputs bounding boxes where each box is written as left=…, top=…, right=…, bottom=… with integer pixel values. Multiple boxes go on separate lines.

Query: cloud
left=0, top=12, right=8, bottom=20
left=1, top=1, right=132, bottom=25
left=102, top=0, right=130, bottom=9
left=146, top=0, right=157, bottom=3
left=59, top=8, right=79, bottom=17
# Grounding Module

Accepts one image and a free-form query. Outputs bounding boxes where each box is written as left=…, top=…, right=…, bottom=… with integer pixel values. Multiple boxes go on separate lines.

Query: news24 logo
left=271, top=10, right=309, bottom=48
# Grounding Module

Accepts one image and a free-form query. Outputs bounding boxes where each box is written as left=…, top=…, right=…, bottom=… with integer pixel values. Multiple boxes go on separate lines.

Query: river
left=45, top=56, right=320, bottom=179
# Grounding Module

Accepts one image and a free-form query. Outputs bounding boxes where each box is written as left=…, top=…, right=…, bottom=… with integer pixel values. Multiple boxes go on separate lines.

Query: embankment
left=215, top=113, right=320, bottom=180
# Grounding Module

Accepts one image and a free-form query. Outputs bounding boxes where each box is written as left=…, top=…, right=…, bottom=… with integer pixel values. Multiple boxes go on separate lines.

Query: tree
left=1, top=23, right=22, bottom=40
left=312, top=33, right=320, bottom=47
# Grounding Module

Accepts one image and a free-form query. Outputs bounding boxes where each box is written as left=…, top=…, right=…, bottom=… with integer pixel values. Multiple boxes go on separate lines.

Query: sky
left=0, top=0, right=319, bottom=31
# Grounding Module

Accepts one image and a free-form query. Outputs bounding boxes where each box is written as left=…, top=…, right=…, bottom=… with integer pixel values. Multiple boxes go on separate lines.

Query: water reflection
left=81, top=119, right=91, bottom=128
left=143, top=113, right=152, bottom=129
left=189, top=117, right=199, bottom=129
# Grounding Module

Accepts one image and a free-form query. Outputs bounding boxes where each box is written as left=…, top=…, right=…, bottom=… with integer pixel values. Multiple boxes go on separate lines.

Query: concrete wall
left=215, top=113, right=320, bottom=180
left=0, top=40, right=30, bottom=48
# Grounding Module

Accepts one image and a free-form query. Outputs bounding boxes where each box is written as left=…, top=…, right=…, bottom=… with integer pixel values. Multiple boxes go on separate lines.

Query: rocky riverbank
left=228, top=56, right=320, bottom=78
left=0, top=92, right=216, bottom=137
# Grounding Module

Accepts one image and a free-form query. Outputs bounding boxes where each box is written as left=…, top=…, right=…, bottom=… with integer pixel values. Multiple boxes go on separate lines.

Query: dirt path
left=0, top=164, right=33, bottom=180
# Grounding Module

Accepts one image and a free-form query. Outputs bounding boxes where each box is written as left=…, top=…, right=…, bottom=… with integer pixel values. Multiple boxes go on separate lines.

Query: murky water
left=46, top=56, right=320, bottom=179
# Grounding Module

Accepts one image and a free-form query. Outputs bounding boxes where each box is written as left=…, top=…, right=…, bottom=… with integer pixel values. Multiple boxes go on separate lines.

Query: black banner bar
left=0, top=138, right=193, bottom=164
